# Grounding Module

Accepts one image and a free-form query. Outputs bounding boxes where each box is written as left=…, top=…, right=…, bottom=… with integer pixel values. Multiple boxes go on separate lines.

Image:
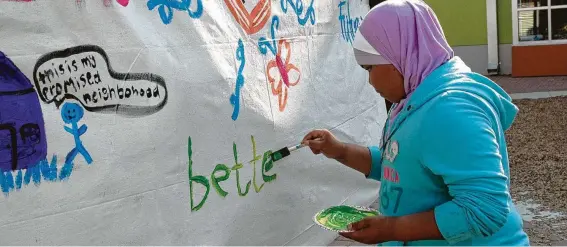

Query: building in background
left=369, top=0, right=567, bottom=77
left=511, top=0, right=567, bottom=76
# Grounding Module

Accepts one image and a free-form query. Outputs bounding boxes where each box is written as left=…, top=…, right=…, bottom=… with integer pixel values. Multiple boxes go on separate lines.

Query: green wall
left=498, top=0, right=513, bottom=44
left=425, top=0, right=487, bottom=46
left=424, top=0, right=513, bottom=46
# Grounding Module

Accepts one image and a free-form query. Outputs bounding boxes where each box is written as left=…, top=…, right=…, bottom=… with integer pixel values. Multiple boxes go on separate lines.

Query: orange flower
left=266, top=39, right=301, bottom=112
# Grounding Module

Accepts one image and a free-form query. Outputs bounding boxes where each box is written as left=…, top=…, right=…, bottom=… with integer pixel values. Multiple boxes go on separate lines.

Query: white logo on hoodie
left=384, top=140, right=399, bottom=163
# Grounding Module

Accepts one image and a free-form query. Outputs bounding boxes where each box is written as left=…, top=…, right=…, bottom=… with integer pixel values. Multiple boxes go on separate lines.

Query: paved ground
left=328, top=76, right=567, bottom=246
left=490, top=76, right=567, bottom=94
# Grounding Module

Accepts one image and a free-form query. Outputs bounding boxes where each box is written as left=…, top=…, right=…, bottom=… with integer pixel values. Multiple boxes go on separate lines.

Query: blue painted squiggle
left=15, top=170, right=22, bottom=190
left=147, top=0, right=203, bottom=25
left=258, top=16, right=280, bottom=56
left=230, top=39, right=246, bottom=121
left=41, top=155, right=58, bottom=182
left=30, top=164, right=41, bottom=185
left=280, top=0, right=315, bottom=26
left=0, top=172, right=14, bottom=195
left=0, top=154, right=80, bottom=196
left=23, top=166, right=31, bottom=185
left=59, top=162, right=74, bottom=181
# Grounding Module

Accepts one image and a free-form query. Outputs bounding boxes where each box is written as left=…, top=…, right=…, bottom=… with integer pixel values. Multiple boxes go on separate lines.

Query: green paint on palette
left=314, top=205, right=378, bottom=232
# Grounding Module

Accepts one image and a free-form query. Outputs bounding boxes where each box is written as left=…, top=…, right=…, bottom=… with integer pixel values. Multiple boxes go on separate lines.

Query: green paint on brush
left=315, top=205, right=378, bottom=232
left=272, top=152, right=283, bottom=161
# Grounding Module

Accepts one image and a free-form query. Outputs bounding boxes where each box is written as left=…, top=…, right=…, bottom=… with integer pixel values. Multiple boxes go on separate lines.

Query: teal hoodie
left=367, top=57, right=530, bottom=246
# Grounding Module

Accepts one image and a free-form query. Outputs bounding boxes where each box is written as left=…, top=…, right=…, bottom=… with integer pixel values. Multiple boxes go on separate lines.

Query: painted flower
left=266, top=39, right=301, bottom=112
left=103, top=0, right=129, bottom=7
left=116, top=0, right=129, bottom=6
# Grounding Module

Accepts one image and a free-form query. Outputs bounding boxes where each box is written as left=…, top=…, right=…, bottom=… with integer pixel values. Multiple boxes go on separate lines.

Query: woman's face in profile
left=362, top=64, right=406, bottom=103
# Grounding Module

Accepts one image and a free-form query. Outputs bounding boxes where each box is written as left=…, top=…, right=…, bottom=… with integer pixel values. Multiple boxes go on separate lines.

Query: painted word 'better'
left=188, top=136, right=277, bottom=212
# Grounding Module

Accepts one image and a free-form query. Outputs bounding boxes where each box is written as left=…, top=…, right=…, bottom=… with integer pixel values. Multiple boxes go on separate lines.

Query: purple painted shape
left=275, top=55, right=289, bottom=87
left=0, top=51, right=47, bottom=172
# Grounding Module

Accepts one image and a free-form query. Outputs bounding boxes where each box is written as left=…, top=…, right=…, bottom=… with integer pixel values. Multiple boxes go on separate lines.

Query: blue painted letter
left=230, top=39, right=246, bottom=121
left=280, top=0, right=315, bottom=26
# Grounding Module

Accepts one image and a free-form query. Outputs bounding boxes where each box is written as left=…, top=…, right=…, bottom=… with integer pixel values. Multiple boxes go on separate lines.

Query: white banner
left=0, top=0, right=386, bottom=245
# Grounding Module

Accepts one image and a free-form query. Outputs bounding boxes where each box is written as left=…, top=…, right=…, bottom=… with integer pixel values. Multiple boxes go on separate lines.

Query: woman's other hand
left=339, top=216, right=396, bottom=244
left=301, top=129, right=346, bottom=160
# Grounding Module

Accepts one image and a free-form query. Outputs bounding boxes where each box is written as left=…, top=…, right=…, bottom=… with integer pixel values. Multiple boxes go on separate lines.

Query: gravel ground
left=507, top=96, right=567, bottom=245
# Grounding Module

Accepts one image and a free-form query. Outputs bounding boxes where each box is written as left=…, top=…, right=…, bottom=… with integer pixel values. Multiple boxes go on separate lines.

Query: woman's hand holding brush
left=302, top=129, right=373, bottom=176
left=301, top=129, right=346, bottom=159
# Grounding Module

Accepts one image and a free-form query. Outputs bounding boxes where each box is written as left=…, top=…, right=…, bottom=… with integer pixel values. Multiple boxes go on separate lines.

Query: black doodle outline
left=0, top=88, right=36, bottom=96
left=0, top=124, right=18, bottom=171
left=32, top=45, right=168, bottom=116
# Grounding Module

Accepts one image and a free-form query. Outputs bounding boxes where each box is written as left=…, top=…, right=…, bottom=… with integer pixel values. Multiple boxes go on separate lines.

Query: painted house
left=370, top=0, right=567, bottom=77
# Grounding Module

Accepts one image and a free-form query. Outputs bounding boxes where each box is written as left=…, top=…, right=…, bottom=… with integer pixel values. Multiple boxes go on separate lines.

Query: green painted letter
left=211, top=164, right=231, bottom=197
left=249, top=136, right=265, bottom=193
left=188, top=137, right=210, bottom=212
left=262, top=150, right=277, bottom=182
left=231, top=142, right=251, bottom=196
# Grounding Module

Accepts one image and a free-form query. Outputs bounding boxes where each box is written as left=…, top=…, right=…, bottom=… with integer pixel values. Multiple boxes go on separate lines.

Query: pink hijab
left=353, top=0, right=454, bottom=122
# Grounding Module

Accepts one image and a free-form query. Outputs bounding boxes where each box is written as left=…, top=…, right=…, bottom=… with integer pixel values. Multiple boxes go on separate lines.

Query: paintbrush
left=271, top=137, right=323, bottom=162
left=270, top=143, right=306, bottom=162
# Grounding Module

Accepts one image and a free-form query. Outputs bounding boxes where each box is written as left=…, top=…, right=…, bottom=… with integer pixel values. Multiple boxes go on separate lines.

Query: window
left=513, top=0, right=567, bottom=45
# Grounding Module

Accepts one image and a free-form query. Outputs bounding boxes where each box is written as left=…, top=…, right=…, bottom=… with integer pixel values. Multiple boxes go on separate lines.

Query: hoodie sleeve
left=366, top=146, right=382, bottom=181
left=419, top=95, right=510, bottom=244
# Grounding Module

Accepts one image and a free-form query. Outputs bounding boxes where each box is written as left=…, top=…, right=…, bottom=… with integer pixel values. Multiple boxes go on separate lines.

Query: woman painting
left=302, top=0, right=530, bottom=245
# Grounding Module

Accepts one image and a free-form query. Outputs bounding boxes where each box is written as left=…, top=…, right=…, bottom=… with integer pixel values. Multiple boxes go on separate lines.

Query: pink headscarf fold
left=354, top=0, right=454, bottom=122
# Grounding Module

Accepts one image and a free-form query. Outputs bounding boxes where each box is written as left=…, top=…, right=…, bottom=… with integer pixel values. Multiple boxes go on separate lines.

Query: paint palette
left=313, top=205, right=379, bottom=232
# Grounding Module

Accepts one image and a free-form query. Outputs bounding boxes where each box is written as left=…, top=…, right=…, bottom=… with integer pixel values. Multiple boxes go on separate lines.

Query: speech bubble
left=32, top=45, right=168, bottom=116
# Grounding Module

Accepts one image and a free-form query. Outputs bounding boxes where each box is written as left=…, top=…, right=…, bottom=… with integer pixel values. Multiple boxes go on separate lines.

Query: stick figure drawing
left=61, top=102, right=92, bottom=166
